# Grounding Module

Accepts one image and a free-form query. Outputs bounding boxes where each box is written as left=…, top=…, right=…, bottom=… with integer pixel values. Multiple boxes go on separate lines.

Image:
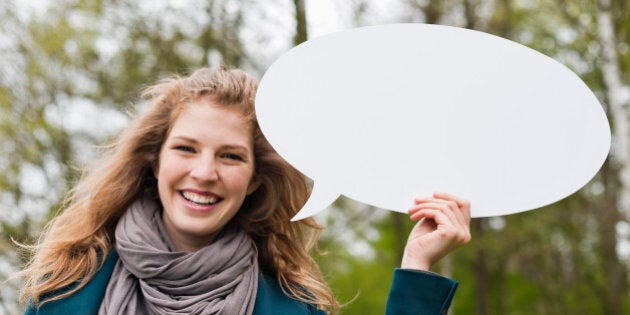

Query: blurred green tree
left=0, top=0, right=261, bottom=312
left=313, top=1, right=629, bottom=315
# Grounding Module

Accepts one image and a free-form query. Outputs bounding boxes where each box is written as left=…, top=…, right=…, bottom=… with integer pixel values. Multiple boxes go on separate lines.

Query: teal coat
left=25, top=250, right=458, bottom=314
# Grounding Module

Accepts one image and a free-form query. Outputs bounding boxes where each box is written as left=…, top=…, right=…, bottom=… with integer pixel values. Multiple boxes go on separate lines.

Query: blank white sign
left=255, top=24, right=611, bottom=220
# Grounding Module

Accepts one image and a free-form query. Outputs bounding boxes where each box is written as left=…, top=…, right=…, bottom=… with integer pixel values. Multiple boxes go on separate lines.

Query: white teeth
left=182, top=191, right=219, bottom=205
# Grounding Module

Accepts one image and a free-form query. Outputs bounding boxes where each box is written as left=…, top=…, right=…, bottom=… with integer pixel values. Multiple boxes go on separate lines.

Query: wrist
left=400, top=252, right=431, bottom=271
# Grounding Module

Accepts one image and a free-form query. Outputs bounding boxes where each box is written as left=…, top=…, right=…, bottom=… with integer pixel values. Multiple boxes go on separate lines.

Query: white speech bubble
left=255, top=23, right=610, bottom=220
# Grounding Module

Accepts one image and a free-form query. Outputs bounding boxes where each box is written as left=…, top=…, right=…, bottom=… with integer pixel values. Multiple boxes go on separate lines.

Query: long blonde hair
left=20, top=66, right=339, bottom=312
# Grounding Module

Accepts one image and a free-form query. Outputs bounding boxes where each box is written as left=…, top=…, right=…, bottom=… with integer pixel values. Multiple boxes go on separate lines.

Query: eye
left=221, top=153, right=244, bottom=161
left=174, top=145, right=195, bottom=153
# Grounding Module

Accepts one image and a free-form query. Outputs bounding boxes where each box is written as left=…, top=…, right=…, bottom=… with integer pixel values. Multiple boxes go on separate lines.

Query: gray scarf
left=99, top=197, right=259, bottom=315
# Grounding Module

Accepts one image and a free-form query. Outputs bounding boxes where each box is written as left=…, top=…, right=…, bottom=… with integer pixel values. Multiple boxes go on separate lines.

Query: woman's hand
left=401, top=192, right=472, bottom=271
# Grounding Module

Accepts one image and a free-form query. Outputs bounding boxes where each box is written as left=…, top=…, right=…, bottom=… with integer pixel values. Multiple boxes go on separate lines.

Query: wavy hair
left=19, top=66, right=338, bottom=313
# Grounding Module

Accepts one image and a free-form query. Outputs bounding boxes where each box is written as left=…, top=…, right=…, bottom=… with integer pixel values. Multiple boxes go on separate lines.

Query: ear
left=246, top=177, right=261, bottom=195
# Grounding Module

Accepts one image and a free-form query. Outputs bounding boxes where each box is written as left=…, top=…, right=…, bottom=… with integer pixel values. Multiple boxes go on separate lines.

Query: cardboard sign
left=255, top=24, right=610, bottom=220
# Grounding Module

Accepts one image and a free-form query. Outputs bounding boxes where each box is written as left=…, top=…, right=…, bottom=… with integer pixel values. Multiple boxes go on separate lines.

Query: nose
left=190, top=155, right=219, bottom=182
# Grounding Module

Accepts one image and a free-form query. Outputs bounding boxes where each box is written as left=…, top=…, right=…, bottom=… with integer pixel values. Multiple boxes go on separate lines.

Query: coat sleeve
left=385, top=268, right=458, bottom=315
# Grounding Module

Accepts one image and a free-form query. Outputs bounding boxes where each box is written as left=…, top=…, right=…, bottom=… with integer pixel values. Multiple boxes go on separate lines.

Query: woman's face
left=154, top=100, right=259, bottom=252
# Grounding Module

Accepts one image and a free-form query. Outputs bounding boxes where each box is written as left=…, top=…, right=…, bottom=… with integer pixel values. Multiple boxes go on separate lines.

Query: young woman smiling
left=20, top=66, right=471, bottom=314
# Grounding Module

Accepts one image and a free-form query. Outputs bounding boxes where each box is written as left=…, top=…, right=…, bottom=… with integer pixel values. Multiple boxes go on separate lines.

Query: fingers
left=408, top=193, right=472, bottom=243
left=413, top=192, right=471, bottom=222
left=409, top=207, right=448, bottom=223
left=432, top=192, right=471, bottom=222
left=408, top=207, right=471, bottom=245
left=408, top=201, right=459, bottom=224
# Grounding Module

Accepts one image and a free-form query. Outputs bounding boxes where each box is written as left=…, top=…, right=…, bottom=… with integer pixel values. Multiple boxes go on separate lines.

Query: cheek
left=155, top=154, right=185, bottom=188
left=155, top=168, right=170, bottom=199
left=224, top=170, right=255, bottom=194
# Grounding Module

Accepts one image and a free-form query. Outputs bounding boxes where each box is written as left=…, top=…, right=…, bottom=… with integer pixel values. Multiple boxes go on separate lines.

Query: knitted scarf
left=99, top=197, right=259, bottom=314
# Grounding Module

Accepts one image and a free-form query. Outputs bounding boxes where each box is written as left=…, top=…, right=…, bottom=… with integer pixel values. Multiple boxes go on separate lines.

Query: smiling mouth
left=181, top=191, right=222, bottom=205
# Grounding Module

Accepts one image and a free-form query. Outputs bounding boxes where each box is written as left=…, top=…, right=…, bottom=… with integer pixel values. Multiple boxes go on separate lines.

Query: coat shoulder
left=24, top=252, right=324, bottom=315
left=253, top=273, right=325, bottom=315
left=23, top=250, right=119, bottom=315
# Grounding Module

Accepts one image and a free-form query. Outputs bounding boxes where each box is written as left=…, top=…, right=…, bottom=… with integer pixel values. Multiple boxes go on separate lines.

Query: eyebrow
left=171, top=135, right=199, bottom=144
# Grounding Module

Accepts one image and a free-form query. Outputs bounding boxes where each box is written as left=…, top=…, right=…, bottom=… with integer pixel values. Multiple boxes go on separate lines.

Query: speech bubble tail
left=291, top=181, right=340, bottom=221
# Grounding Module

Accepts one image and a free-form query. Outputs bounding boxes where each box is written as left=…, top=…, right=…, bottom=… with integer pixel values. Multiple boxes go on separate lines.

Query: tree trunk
left=598, top=0, right=630, bottom=217
left=599, top=193, right=625, bottom=315
left=391, top=212, right=407, bottom=265
left=596, top=1, right=630, bottom=313
left=293, top=0, right=308, bottom=45
left=472, top=219, right=489, bottom=315
left=463, top=0, right=477, bottom=29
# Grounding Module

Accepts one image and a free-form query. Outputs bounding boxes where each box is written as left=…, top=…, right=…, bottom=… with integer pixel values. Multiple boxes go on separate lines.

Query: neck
left=161, top=218, right=219, bottom=252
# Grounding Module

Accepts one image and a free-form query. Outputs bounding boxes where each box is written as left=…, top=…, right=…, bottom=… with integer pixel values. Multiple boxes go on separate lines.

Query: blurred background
left=0, top=0, right=629, bottom=314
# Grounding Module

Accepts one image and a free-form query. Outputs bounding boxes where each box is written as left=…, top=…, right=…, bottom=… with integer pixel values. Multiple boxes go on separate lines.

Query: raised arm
left=385, top=192, right=471, bottom=315
left=402, top=192, right=471, bottom=271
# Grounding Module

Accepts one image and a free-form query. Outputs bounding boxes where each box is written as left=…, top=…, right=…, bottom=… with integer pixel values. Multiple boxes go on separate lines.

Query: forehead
left=168, top=101, right=253, bottom=145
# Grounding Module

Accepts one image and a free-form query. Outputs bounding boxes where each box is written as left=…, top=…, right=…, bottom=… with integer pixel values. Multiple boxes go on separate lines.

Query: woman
left=20, top=66, right=471, bottom=314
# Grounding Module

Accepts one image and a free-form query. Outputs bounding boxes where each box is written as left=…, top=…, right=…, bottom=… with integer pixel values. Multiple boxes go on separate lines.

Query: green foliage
left=316, top=207, right=415, bottom=314
left=0, top=3, right=259, bottom=313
